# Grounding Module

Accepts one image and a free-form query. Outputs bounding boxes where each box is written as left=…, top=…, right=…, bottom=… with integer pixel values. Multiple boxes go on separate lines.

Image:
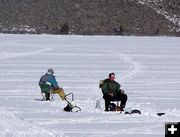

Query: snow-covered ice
left=0, top=34, right=180, bottom=137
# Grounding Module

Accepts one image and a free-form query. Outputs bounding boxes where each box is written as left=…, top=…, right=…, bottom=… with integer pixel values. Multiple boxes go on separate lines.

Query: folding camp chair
left=99, top=80, right=121, bottom=111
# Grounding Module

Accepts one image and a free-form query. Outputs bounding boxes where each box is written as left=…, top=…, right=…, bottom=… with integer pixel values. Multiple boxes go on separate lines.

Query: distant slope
left=0, top=0, right=179, bottom=35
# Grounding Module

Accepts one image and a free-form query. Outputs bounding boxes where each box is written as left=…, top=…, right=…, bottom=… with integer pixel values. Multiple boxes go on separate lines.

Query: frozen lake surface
left=0, top=34, right=180, bottom=137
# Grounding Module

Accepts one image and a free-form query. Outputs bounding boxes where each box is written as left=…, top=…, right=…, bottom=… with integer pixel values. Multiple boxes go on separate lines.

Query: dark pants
left=103, top=92, right=128, bottom=111
left=45, top=93, right=50, bottom=101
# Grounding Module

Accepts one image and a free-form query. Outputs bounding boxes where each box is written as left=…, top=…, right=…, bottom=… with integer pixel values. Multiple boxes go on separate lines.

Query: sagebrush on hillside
left=0, top=0, right=179, bottom=35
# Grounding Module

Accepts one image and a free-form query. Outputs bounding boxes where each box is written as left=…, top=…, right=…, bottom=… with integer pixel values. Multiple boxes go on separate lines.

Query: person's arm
left=101, top=82, right=109, bottom=95
left=39, top=75, right=47, bottom=85
left=115, top=82, right=121, bottom=94
left=49, top=76, right=59, bottom=89
left=117, top=82, right=121, bottom=91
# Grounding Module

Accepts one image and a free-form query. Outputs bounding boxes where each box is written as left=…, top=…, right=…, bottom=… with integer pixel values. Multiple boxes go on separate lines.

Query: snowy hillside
left=0, top=0, right=180, bottom=35
left=0, top=34, right=180, bottom=137
left=138, top=0, right=180, bottom=31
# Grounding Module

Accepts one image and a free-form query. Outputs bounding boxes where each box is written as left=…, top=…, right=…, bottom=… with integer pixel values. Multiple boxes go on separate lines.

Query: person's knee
left=59, top=87, right=63, bottom=91
left=125, top=94, right=128, bottom=100
left=103, top=94, right=108, bottom=99
left=123, top=94, right=128, bottom=101
left=103, top=94, right=111, bottom=100
left=117, top=93, right=127, bottom=101
left=53, top=88, right=63, bottom=93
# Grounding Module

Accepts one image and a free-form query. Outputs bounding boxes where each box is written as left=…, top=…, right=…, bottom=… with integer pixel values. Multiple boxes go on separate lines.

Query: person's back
left=39, top=73, right=59, bottom=90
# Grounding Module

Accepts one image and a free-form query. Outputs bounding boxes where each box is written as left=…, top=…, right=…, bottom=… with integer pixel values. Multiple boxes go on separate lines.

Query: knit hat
left=47, top=68, right=54, bottom=74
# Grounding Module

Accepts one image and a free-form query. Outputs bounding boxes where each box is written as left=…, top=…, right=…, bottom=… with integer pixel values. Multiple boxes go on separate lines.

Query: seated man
left=39, top=68, right=65, bottom=101
left=100, top=73, right=128, bottom=111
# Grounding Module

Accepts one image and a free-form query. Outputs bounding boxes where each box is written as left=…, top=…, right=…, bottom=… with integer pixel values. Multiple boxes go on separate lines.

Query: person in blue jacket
left=39, top=68, right=65, bottom=101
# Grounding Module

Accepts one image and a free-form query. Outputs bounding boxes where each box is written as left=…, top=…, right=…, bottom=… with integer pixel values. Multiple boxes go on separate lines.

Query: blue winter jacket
left=39, top=73, right=59, bottom=90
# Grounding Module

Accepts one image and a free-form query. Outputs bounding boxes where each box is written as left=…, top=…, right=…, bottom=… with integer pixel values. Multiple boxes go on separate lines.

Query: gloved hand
left=108, top=92, right=114, bottom=97
left=119, top=89, right=125, bottom=94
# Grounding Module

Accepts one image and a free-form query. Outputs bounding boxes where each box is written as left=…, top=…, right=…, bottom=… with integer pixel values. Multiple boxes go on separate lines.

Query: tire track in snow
left=0, top=45, right=52, bottom=60
left=89, top=49, right=141, bottom=81
left=87, top=49, right=142, bottom=98
left=116, top=53, right=141, bottom=81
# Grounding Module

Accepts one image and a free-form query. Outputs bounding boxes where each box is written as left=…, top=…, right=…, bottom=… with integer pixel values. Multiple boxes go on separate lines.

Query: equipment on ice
left=124, top=107, right=141, bottom=114
left=156, top=112, right=165, bottom=116
left=64, top=93, right=81, bottom=112
left=107, top=103, right=142, bottom=114
left=95, top=98, right=101, bottom=109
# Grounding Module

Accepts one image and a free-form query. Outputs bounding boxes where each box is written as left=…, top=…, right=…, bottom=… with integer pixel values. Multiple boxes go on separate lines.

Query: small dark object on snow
left=125, top=111, right=131, bottom=114
left=64, top=104, right=72, bottom=112
left=125, top=109, right=141, bottom=115
left=131, top=109, right=141, bottom=114
left=157, top=113, right=165, bottom=116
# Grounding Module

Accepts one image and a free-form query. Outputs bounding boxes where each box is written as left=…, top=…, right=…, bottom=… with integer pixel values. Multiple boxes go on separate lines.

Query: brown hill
left=0, top=0, right=179, bottom=35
